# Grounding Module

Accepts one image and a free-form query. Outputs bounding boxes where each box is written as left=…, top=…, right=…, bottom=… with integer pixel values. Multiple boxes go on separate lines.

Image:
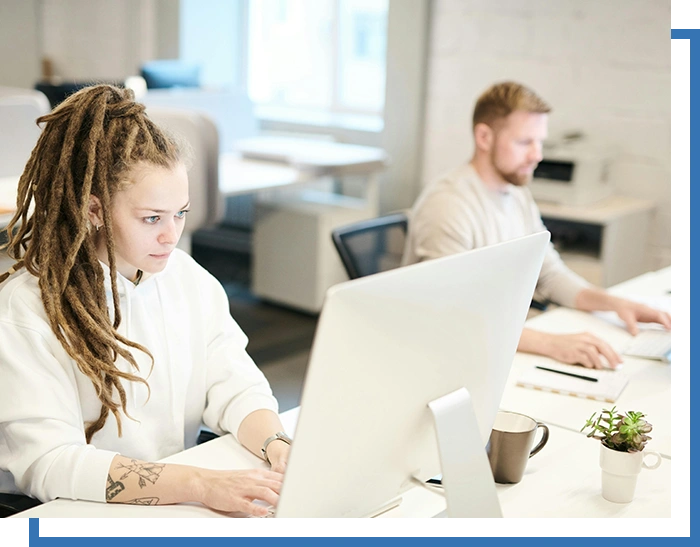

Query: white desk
left=500, top=267, right=672, bottom=457
left=221, top=137, right=388, bottom=204
left=13, top=268, right=672, bottom=518
left=14, top=409, right=670, bottom=519
left=218, top=155, right=307, bottom=197
left=389, top=424, right=670, bottom=519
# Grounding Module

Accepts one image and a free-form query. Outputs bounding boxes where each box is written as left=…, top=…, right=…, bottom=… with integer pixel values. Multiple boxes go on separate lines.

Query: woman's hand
left=106, top=455, right=282, bottom=516
left=264, top=438, right=291, bottom=474
left=191, top=468, right=283, bottom=516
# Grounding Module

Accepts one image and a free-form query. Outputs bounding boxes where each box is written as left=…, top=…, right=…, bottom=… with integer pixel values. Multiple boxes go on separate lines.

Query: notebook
left=516, top=362, right=630, bottom=403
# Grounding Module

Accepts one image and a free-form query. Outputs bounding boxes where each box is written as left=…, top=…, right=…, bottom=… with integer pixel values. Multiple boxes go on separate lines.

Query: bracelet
left=261, top=432, right=292, bottom=464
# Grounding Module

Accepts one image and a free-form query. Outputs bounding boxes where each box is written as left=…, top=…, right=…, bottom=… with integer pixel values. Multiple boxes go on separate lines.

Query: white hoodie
left=0, top=249, right=278, bottom=503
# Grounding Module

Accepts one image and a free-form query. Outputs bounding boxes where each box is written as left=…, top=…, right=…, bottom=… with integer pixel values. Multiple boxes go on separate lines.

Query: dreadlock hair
left=0, top=84, right=182, bottom=443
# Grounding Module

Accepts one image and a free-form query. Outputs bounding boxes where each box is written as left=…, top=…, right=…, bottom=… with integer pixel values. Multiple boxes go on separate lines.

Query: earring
left=96, top=224, right=101, bottom=232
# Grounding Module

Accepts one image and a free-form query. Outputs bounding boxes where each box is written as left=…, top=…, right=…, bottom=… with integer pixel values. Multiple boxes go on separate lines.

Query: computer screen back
left=276, top=232, right=549, bottom=517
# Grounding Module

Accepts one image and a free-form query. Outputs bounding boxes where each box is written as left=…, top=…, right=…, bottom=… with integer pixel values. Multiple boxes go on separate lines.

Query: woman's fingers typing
left=196, top=469, right=284, bottom=514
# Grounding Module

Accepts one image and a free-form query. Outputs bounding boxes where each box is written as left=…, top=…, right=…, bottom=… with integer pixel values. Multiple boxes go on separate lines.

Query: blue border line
left=25, top=516, right=693, bottom=546
left=672, top=28, right=696, bottom=542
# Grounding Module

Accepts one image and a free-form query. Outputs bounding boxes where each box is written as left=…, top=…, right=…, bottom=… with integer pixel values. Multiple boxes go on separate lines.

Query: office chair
left=0, top=493, right=42, bottom=518
left=332, top=212, right=547, bottom=312
left=34, top=81, right=128, bottom=109
left=331, top=212, right=408, bottom=279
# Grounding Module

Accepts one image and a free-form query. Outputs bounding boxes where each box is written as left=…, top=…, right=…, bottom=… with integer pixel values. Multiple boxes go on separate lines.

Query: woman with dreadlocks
left=0, top=85, right=288, bottom=516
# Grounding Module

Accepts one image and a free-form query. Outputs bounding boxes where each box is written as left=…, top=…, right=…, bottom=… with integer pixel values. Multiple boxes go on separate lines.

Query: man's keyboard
left=623, top=330, right=671, bottom=362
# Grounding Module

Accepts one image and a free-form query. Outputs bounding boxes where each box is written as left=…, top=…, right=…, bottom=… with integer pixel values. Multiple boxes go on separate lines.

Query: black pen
left=535, top=365, right=598, bottom=382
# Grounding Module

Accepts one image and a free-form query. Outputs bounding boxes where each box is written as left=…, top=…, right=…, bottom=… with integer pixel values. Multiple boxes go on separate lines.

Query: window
left=248, top=0, right=389, bottom=116
left=180, top=0, right=244, bottom=89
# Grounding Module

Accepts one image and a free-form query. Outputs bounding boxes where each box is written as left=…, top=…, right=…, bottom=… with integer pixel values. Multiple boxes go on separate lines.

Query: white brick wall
left=421, top=0, right=671, bottom=270
left=41, top=0, right=154, bottom=81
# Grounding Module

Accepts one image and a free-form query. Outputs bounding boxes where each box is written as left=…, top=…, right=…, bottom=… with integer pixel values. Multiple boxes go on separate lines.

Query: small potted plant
left=581, top=406, right=662, bottom=503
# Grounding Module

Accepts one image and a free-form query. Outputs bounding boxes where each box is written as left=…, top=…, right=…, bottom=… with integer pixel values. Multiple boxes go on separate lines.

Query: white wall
left=0, top=0, right=161, bottom=87
left=421, top=0, right=671, bottom=269
left=41, top=0, right=154, bottom=81
left=0, top=0, right=41, bottom=88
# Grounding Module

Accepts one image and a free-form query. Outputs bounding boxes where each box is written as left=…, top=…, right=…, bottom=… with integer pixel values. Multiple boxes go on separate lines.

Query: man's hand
left=612, top=299, right=671, bottom=336
left=519, top=328, right=622, bottom=369
left=575, top=288, right=671, bottom=336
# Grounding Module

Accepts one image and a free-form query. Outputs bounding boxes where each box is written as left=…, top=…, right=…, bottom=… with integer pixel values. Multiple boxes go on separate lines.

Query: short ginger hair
left=472, top=81, right=551, bottom=129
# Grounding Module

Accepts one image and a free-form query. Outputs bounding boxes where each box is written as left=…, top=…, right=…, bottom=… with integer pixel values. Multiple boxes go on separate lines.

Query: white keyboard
left=623, top=330, right=671, bottom=362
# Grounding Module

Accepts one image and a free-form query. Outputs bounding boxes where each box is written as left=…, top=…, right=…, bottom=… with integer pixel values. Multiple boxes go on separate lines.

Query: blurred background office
left=0, top=0, right=671, bottom=408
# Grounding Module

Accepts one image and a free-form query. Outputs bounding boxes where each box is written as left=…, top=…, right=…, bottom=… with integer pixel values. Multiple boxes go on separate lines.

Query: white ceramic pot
left=599, top=444, right=662, bottom=503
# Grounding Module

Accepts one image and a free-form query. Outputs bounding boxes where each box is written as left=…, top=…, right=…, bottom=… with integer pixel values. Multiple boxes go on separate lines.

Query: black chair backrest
left=35, top=81, right=124, bottom=109
left=331, top=212, right=408, bottom=280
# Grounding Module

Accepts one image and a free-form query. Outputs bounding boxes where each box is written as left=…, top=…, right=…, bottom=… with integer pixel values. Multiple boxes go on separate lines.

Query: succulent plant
left=581, top=406, right=653, bottom=453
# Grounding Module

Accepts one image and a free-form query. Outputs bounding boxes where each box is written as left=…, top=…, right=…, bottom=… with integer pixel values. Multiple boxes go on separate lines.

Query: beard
left=490, top=148, right=536, bottom=187
left=497, top=167, right=533, bottom=187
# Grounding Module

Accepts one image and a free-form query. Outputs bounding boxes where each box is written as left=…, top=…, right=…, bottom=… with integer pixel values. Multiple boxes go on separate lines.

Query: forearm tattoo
left=116, top=460, right=165, bottom=489
left=123, top=497, right=160, bottom=505
left=106, top=474, right=125, bottom=501
left=106, top=459, right=166, bottom=502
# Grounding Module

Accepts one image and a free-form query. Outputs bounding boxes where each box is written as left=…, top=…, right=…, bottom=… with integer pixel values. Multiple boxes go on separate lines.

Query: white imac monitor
left=275, top=232, right=549, bottom=518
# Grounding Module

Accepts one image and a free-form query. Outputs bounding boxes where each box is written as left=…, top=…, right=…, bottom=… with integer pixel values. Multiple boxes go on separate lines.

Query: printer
left=529, top=141, right=614, bottom=207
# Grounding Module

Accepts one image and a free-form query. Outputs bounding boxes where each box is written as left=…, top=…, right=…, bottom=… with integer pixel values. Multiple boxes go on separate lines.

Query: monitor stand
left=428, top=387, right=502, bottom=518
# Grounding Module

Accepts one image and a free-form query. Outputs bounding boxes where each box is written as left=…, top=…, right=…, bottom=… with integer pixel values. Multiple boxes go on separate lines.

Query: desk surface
left=500, top=267, right=672, bottom=457
left=537, top=195, right=655, bottom=224
left=218, top=155, right=307, bottom=197
left=219, top=138, right=388, bottom=197
left=15, top=410, right=670, bottom=519
left=235, top=136, right=388, bottom=172
left=13, top=268, right=672, bottom=518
